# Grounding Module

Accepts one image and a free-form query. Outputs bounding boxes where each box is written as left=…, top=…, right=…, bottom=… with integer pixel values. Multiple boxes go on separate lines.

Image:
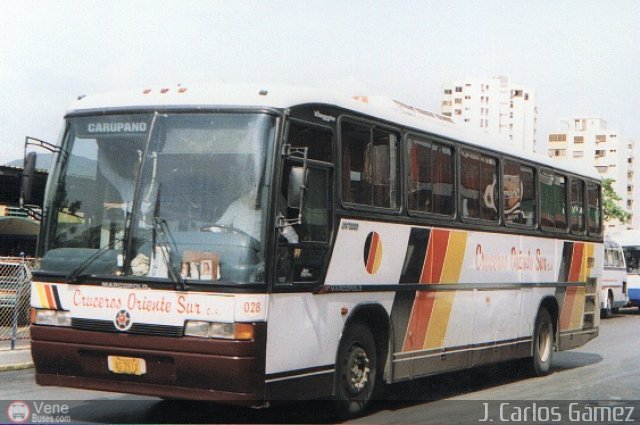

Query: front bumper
left=31, top=323, right=267, bottom=406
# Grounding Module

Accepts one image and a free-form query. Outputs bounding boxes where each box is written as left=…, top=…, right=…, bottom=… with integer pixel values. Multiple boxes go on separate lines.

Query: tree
left=602, top=178, right=629, bottom=223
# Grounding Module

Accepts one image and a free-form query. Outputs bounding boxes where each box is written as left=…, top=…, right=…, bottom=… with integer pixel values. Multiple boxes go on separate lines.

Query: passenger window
left=587, top=183, right=602, bottom=235
left=407, top=136, right=454, bottom=216
left=540, top=170, right=567, bottom=230
left=503, top=161, right=535, bottom=226
left=555, top=175, right=567, bottom=229
left=341, top=121, right=398, bottom=208
left=460, top=149, right=498, bottom=220
left=288, top=121, right=333, bottom=162
left=571, top=179, right=586, bottom=233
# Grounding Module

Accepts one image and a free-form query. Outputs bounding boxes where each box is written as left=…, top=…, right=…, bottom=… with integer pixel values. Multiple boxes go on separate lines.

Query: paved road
left=1, top=309, right=639, bottom=424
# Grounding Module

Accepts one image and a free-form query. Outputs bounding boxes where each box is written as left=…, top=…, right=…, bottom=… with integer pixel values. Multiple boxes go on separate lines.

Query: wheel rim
left=346, top=346, right=371, bottom=394
left=538, top=323, right=552, bottom=363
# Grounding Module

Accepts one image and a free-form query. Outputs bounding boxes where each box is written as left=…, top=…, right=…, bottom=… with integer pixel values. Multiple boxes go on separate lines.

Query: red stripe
left=366, top=233, right=379, bottom=273
left=568, top=243, right=584, bottom=282
left=44, top=285, right=57, bottom=309
left=419, top=229, right=450, bottom=283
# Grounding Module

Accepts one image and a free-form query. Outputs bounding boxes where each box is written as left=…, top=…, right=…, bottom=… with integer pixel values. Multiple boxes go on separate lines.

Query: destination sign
left=72, top=114, right=153, bottom=138
left=86, top=121, right=148, bottom=134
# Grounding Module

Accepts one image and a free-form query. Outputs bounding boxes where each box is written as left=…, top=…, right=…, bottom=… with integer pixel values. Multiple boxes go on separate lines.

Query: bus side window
left=570, top=178, right=586, bottom=233
left=554, top=175, right=567, bottom=230
left=540, top=170, right=568, bottom=231
left=341, top=121, right=398, bottom=209
left=407, top=135, right=454, bottom=216
left=460, top=149, right=497, bottom=220
left=503, top=161, right=535, bottom=226
left=587, top=183, right=602, bottom=235
left=288, top=121, right=333, bottom=162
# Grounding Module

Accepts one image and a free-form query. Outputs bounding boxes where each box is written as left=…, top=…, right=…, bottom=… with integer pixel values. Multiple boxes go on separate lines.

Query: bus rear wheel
left=333, top=322, right=377, bottom=419
left=528, top=308, right=554, bottom=376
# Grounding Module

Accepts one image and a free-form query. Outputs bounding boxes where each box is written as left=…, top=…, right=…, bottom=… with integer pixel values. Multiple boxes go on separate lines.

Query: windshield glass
left=40, top=112, right=275, bottom=284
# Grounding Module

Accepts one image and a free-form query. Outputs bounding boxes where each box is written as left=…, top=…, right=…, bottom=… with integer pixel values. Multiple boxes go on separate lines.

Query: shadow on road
left=64, top=354, right=603, bottom=424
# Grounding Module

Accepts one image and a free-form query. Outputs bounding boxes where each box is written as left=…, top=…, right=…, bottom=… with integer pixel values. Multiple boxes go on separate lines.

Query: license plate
left=107, top=356, right=147, bottom=376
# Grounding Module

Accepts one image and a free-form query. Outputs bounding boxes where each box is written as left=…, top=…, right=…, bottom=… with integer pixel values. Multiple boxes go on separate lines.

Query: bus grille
left=71, top=318, right=183, bottom=337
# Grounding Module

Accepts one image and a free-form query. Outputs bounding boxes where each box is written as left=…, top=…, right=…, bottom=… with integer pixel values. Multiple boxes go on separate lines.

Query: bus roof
left=69, top=82, right=600, bottom=180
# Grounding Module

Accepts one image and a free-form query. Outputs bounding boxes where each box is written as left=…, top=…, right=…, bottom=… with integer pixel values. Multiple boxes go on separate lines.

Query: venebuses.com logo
left=6, top=400, right=71, bottom=423
left=7, top=401, right=29, bottom=423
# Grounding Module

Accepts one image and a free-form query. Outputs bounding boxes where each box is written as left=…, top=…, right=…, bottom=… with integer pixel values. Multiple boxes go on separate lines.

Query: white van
left=601, top=238, right=628, bottom=317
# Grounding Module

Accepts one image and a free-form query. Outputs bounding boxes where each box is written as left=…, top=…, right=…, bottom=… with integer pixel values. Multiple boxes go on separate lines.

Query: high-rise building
left=441, top=76, right=538, bottom=153
left=548, top=117, right=640, bottom=234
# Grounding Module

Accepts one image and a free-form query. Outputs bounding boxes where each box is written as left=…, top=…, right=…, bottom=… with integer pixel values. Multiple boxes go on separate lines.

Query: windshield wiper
left=152, top=217, right=186, bottom=290
left=66, top=238, right=124, bottom=284
left=151, top=186, right=186, bottom=290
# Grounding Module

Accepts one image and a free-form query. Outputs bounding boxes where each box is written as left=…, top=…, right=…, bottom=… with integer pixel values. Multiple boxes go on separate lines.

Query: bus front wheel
left=529, top=308, right=554, bottom=376
left=333, top=322, right=377, bottom=419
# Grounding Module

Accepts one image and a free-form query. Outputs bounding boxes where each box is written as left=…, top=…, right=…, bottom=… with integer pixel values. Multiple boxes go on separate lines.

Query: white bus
left=619, top=233, right=640, bottom=310
left=601, top=237, right=628, bottom=317
left=25, top=83, right=602, bottom=417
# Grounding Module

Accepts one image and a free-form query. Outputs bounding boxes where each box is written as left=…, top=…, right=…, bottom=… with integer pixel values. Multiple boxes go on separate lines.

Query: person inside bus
left=216, top=185, right=298, bottom=243
left=216, top=186, right=262, bottom=241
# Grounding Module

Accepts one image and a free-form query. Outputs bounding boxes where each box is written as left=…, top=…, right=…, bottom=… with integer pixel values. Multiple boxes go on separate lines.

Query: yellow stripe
left=580, top=243, right=594, bottom=281
left=569, top=286, right=586, bottom=329
left=372, top=240, right=383, bottom=274
left=423, top=231, right=467, bottom=349
left=424, top=291, right=455, bottom=349
left=570, top=243, right=592, bottom=330
left=440, top=231, right=467, bottom=284
left=35, top=283, right=49, bottom=309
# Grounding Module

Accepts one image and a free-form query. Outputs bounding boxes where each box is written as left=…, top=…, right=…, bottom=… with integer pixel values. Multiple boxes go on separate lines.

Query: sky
left=0, top=0, right=638, bottom=165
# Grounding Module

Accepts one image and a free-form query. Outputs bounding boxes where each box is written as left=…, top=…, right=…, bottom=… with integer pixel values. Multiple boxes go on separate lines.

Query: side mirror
left=20, top=151, right=37, bottom=207
left=287, top=167, right=306, bottom=209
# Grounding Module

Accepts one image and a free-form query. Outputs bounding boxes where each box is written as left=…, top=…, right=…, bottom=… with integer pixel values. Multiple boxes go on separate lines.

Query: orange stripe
left=403, top=230, right=450, bottom=352
left=561, top=243, right=585, bottom=331
left=560, top=286, right=578, bottom=330
left=44, top=284, right=57, bottom=309
left=424, top=231, right=468, bottom=349
left=402, top=292, right=437, bottom=351
left=366, top=233, right=379, bottom=273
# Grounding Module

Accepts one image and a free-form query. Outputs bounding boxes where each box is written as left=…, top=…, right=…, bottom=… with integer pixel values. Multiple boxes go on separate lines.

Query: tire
left=333, top=322, right=377, bottom=419
left=528, top=308, right=554, bottom=376
left=601, top=292, right=614, bottom=319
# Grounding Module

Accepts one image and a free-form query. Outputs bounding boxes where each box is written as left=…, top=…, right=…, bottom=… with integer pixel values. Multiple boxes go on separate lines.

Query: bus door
left=266, top=120, right=337, bottom=384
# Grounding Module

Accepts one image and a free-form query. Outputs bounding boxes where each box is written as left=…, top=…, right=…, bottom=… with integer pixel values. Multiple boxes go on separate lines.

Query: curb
left=0, top=362, right=34, bottom=373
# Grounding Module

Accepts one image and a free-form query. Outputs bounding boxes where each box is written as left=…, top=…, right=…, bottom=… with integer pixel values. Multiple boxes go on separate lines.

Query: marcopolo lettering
left=87, top=121, right=148, bottom=134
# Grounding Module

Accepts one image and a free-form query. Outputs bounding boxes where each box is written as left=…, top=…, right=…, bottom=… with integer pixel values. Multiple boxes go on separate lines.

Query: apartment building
left=548, top=117, right=640, bottom=234
left=441, top=76, right=539, bottom=153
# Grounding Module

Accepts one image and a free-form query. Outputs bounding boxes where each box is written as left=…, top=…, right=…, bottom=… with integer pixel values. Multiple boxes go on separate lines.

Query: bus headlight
left=33, top=309, right=71, bottom=327
left=184, top=321, right=254, bottom=340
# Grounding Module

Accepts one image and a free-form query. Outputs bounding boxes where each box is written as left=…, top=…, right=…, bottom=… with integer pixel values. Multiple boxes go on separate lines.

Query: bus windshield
left=623, top=246, right=640, bottom=274
left=40, top=112, right=276, bottom=284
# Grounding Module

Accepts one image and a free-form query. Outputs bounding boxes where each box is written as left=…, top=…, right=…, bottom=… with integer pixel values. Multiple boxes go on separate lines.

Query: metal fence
left=0, top=256, right=35, bottom=348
